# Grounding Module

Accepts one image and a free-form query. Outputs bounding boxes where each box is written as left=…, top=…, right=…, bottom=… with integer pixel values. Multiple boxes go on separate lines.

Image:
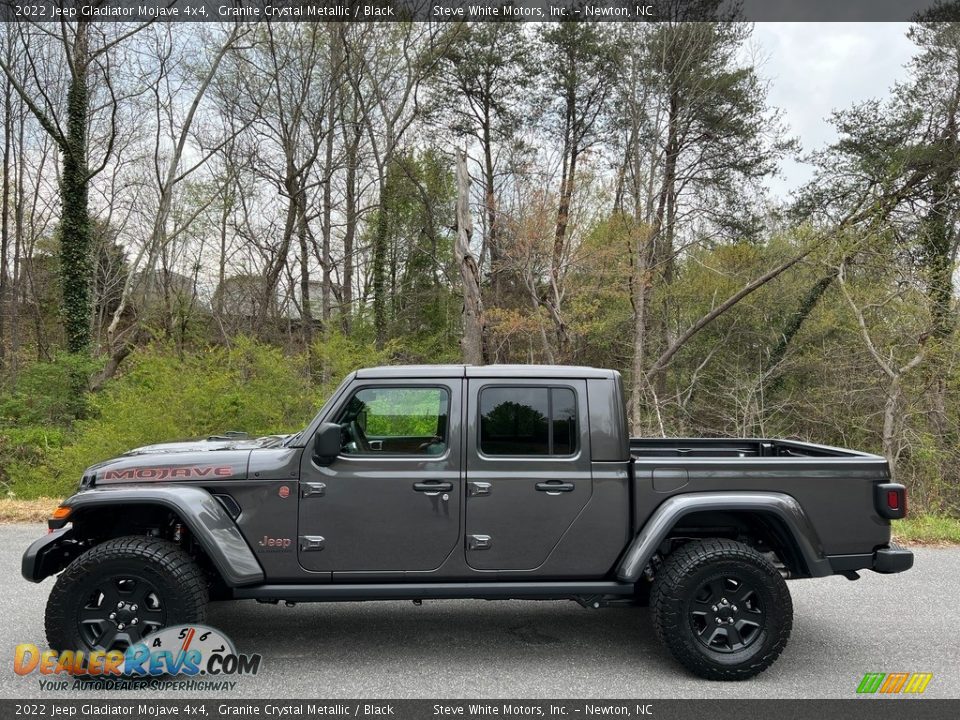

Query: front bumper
left=827, top=543, right=914, bottom=576
left=21, top=527, right=74, bottom=582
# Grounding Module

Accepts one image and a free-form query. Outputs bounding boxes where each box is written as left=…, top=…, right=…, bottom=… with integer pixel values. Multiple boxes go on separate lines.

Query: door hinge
left=301, top=482, right=326, bottom=498
left=298, top=535, right=326, bottom=551
left=466, top=534, right=492, bottom=551
left=467, top=481, right=492, bottom=497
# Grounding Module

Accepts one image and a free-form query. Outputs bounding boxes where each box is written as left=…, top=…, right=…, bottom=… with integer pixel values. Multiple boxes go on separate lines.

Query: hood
left=124, top=433, right=290, bottom=456
left=83, top=433, right=293, bottom=487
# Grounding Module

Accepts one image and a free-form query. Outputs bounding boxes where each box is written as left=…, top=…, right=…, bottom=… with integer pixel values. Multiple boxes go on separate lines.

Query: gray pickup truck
left=24, top=365, right=912, bottom=680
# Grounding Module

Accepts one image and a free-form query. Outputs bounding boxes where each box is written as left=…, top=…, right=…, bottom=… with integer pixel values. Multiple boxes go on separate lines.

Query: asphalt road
left=0, top=524, right=957, bottom=699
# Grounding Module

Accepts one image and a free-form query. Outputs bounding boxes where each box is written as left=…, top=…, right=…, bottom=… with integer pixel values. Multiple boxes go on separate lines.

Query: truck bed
left=630, top=437, right=878, bottom=459
left=628, top=437, right=889, bottom=556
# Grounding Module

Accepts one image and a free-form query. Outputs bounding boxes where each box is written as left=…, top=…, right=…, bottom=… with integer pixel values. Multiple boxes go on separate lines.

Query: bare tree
left=837, top=262, right=928, bottom=469
left=0, top=17, right=147, bottom=354
left=95, top=24, right=249, bottom=388
left=455, top=149, right=484, bottom=364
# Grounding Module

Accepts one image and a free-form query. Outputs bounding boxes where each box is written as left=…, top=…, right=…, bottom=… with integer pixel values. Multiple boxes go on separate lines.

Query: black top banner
left=0, top=0, right=957, bottom=23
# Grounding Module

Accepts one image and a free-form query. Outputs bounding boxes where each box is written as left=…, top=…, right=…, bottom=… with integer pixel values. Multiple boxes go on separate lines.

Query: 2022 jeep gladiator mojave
left=24, top=365, right=913, bottom=680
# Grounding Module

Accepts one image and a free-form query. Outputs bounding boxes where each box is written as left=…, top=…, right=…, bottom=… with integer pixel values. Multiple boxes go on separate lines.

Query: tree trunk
left=550, top=136, right=575, bottom=355
left=481, top=113, right=501, bottom=302
left=0, top=63, right=10, bottom=365
left=297, top=189, right=312, bottom=347
left=651, top=91, right=681, bottom=395
left=455, top=150, right=484, bottom=365
left=882, top=375, right=904, bottom=475
left=60, top=24, right=92, bottom=354
left=216, top=186, right=229, bottom=323
left=321, top=25, right=340, bottom=328
left=11, top=107, right=24, bottom=372
left=341, top=122, right=358, bottom=334
left=630, top=224, right=655, bottom=434
left=373, top=175, right=389, bottom=349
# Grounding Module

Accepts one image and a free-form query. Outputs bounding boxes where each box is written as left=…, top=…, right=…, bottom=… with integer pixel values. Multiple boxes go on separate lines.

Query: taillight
left=876, top=483, right=906, bottom=520
left=887, top=490, right=900, bottom=510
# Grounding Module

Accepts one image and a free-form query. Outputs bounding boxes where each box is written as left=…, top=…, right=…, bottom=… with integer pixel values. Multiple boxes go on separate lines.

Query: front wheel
left=45, top=536, right=208, bottom=653
left=650, top=539, right=792, bottom=680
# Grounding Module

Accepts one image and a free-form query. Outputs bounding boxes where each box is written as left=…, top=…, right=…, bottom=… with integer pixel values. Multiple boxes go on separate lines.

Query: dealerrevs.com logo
left=14, top=625, right=261, bottom=690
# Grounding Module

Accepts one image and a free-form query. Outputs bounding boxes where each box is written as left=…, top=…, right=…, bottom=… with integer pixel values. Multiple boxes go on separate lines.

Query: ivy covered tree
left=0, top=18, right=143, bottom=355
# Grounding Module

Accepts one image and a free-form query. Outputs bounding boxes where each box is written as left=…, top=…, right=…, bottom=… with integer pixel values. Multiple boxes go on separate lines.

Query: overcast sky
left=751, top=23, right=917, bottom=198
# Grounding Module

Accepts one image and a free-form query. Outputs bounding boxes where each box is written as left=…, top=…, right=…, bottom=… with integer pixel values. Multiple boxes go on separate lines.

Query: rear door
left=464, top=378, right=592, bottom=571
left=297, top=378, right=462, bottom=574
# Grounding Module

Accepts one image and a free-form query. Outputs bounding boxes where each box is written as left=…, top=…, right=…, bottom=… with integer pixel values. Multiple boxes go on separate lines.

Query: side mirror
left=313, top=423, right=342, bottom=466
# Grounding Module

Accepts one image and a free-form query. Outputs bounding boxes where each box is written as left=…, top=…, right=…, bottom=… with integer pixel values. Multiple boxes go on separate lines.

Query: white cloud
left=751, top=23, right=917, bottom=198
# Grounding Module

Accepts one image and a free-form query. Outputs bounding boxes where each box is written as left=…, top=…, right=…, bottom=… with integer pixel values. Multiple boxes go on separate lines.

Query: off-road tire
left=651, top=539, right=792, bottom=680
left=45, top=536, right=208, bottom=653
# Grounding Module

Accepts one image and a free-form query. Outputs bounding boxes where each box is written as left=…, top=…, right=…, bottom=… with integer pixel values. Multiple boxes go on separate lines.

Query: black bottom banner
left=1, top=699, right=957, bottom=720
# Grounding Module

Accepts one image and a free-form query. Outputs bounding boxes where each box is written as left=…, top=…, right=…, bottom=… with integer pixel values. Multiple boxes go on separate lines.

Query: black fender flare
left=22, top=485, right=264, bottom=586
left=615, top=491, right=832, bottom=582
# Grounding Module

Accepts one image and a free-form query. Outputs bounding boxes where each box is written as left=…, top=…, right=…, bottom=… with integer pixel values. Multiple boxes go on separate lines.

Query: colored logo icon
left=856, top=672, right=933, bottom=694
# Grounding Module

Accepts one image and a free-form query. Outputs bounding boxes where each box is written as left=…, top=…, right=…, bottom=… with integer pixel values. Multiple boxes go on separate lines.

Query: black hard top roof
left=353, top=364, right=617, bottom=380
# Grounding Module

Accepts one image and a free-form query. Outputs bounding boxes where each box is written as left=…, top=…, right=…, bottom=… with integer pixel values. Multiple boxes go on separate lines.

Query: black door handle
left=536, top=482, right=575, bottom=493
left=413, top=482, right=453, bottom=493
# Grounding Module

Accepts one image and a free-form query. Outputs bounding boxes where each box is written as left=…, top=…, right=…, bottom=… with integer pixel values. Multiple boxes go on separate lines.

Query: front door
left=464, top=379, right=592, bottom=571
left=297, top=379, right=462, bottom=574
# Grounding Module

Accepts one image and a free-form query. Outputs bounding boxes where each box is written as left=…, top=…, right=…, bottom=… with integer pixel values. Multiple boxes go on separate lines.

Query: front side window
left=479, top=386, right=578, bottom=456
left=337, top=386, right=449, bottom=456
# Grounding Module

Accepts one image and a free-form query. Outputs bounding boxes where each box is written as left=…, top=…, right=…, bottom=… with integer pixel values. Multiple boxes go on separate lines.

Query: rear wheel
left=651, top=538, right=792, bottom=680
left=45, top=536, right=208, bottom=653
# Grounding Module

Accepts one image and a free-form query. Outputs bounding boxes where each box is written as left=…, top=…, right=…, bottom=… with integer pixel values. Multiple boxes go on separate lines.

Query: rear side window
left=479, top=386, right=578, bottom=456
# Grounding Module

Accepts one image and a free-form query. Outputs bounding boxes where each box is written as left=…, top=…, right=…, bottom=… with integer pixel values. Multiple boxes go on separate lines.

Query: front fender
left=21, top=485, right=264, bottom=587
left=615, top=491, right=832, bottom=582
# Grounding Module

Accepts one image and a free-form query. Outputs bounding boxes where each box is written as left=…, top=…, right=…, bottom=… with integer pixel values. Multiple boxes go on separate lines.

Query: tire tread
left=45, top=535, right=208, bottom=651
left=650, top=538, right=792, bottom=681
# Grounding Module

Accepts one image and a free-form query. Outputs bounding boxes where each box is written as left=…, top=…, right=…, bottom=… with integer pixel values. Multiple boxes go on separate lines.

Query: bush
left=0, top=354, right=93, bottom=494
left=0, top=352, right=96, bottom=426
left=4, top=334, right=402, bottom=499
left=7, top=338, right=321, bottom=498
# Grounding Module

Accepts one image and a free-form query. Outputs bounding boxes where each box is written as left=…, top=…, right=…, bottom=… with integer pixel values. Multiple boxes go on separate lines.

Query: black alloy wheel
left=77, top=574, right=167, bottom=651
left=688, top=573, right=765, bottom=653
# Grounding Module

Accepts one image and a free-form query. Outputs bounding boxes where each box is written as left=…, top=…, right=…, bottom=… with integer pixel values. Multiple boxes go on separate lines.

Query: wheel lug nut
left=131, top=618, right=139, bottom=625
left=732, top=605, right=738, bottom=612
left=117, top=602, right=124, bottom=609
left=721, top=598, right=727, bottom=603
left=711, top=605, right=717, bottom=611
left=109, top=613, right=116, bottom=620
left=131, top=604, right=138, bottom=611
left=117, top=623, right=125, bottom=630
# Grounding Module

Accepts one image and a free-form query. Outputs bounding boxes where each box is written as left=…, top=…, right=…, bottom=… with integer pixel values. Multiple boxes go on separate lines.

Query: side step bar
left=232, top=581, right=635, bottom=603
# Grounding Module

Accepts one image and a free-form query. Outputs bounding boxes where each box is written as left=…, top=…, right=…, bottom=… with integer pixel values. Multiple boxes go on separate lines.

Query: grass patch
left=893, top=515, right=960, bottom=546
left=0, top=497, right=60, bottom=523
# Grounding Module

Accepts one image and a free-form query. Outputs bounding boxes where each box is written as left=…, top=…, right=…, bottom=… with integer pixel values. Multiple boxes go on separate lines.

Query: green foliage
left=894, top=515, right=960, bottom=544
left=309, top=329, right=395, bottom=396
left=7, top=339, right=310, bottom=498
left=3, top=335, right=405, bottom=499
left=0, top=352, right=97, bottom=426
left=0, top=353, right=95, bottom=494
